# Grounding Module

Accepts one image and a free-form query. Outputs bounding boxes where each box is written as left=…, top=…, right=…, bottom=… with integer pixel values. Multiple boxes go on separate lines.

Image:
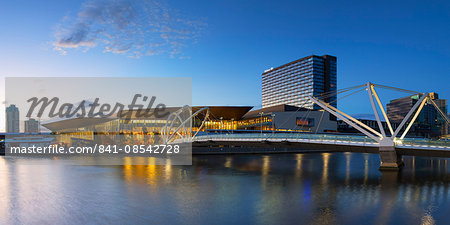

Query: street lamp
left=231, top=118, right=234, bottom=134
left=219, top=117, right=223, bottom=134
left=271, top=113, right=275, bottom=136
left=259, top=112, right=264, bottom=138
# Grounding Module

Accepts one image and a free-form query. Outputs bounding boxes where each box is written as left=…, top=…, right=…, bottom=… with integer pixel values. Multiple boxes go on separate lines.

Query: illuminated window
left=296, top=118, right=314, bottom=127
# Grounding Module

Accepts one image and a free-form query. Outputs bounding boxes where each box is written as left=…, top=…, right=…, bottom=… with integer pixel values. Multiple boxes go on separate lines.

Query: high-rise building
left=434, top=98, right=448, bottom=136
left=262, top=55, right=337, bottom=109
left=387, top=93, right=448, bottom=138
left=6, top=104, right=20, bottom=133
left=24, top=118, right=40, bottom=133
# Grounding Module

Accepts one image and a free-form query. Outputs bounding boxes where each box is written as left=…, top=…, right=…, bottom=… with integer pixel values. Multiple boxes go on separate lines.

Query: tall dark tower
left=262, top=55, right=337, bottom=109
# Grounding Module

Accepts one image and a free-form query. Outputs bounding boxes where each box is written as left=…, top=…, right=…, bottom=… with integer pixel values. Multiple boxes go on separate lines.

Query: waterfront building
left=192, top=106, right=253, bottom=131
left=24, top=118, right=40, bottom=133
left=262, top=55, right=337, bottom=109
left=387, top=93, right=448, bottom=138
left=41, top=106, right=254, bottom=146
left=40, top=105, right=337, bottom=146
left=241, top=104, right=337, bottom=132
left=6, top=104, right=19, bottom=133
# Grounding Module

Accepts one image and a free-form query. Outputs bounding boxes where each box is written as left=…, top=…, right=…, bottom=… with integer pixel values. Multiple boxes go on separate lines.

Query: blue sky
left=1, top=0, right=449, bottom=130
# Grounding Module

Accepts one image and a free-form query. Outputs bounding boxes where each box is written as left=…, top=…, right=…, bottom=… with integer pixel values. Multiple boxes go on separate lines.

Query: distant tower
left=6, top=104, right=20, bottom=133
left=387, top=93, right=448, bottom=138
left=24, top=118, right=40, bottom=133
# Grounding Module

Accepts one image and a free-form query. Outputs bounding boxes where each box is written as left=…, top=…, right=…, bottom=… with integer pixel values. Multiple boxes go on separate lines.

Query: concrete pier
left=378, top=139, right=403, bottom=170
left=379, top=145, right=403, bottom=170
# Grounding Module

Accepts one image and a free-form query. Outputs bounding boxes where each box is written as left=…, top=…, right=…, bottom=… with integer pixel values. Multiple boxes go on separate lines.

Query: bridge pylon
left=309, top=82, right=443, bottom=170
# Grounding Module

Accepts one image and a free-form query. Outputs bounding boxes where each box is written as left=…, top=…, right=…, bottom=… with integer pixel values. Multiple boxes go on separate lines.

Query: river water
left=0, top=153, right=449, bottom=225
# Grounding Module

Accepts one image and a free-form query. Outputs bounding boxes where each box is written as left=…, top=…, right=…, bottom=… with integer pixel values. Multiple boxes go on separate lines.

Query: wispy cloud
left=53, top=0, right=206, bottom=58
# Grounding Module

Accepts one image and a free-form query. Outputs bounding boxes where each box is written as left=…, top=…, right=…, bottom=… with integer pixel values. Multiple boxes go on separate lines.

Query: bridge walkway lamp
left=259, top=112, right=264, bottom=139
left=219, top=117, right=223, bottom=135
left=271, top=113, right=275, bottom=137
left=231, top=118, right=234, bottom=134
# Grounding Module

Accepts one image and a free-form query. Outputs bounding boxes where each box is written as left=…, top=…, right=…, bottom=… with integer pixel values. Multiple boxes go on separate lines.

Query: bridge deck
left=192, top=133, right=450, bottom=157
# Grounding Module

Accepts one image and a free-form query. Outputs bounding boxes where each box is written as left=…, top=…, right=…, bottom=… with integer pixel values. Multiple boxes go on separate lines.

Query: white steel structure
left=309, top=82, right=449, bottom=169
left=161, top=106, right=210, bottom=144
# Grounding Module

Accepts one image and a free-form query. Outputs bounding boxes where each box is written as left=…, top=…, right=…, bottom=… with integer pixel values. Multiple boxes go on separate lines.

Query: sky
left=0, top=0, right=449, bottom=131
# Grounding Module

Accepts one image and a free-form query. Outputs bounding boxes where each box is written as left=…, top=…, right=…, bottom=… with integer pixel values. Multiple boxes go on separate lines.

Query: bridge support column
left=379, top=139, right=403, bottom=170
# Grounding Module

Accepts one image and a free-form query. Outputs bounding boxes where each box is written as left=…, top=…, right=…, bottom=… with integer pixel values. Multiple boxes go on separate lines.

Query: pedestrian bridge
left=164, top=82, right=450, bottom=170
left=191, top=133, right=450, bottom=163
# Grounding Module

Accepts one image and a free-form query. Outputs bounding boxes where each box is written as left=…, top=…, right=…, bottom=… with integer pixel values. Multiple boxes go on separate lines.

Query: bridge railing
left=399, top=138, right=450, bottom=149
left=193, top=133, right=450, bottom=149
left=193, top=133, right=378, bottom=144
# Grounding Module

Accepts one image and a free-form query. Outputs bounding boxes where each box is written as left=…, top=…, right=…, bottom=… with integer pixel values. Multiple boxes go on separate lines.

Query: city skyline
left=0, top=2, right=449, bottom=224
left=1, top=0, right=449, bottom=132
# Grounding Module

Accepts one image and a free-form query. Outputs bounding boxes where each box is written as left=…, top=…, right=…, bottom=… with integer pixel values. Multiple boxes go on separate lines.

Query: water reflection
left=0, top=153, right=449, bottom=224
left=345, top=152, right=351, bottom=185
left=0, top=157, right=9, bottom=221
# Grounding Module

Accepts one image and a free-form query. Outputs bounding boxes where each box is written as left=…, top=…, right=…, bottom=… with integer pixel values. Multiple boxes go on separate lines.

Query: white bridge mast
left=308, top=82, right=444, bottom=170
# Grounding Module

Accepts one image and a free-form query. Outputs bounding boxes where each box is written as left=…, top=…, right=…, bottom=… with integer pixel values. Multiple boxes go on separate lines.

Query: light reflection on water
left=0, top=153, right=449, bottom=224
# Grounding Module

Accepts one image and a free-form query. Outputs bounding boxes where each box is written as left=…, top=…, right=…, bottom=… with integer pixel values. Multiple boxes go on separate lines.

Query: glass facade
left=262, top=55, right=337, bottom=109
left=387, top=93, right=448, bottom=137
left=199, top=117, right=274, bottom=131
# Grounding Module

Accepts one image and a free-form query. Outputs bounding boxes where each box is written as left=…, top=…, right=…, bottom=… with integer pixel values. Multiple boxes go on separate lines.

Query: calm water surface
left=0, top=153, right=449, bottom=225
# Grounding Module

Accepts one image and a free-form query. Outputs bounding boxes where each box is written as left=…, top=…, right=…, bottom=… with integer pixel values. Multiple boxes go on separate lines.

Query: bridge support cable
left=162, top=106, right=191, bottom=143
left=261, top=84, right=364, bottom=141
left=311, top=94, right=383, bottom=139
left=372, top=83, right=421, bottom=95
left=370, top=85, right=394, bottom=135
left=327, top=85, right=367, bottom=103
left=271, top=85, right=367, bottom=140
left=162, top=108, right=187, bottom=141
left=367, top=82, right=387, bottom=138
left=315, top=110, right=325, bottom=134
left=193, top=108, right=210, bottom=138
left=309, top=96, right=380, bottom=142
left=162, top=106, right=210, bottom=144
left=315, top=84, right=366, bottom=102
left=298, top=108, right=312, bottom=133
left=392, top=93, right=428, bottom=138
left=311, top=85, right=367, bottom=135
